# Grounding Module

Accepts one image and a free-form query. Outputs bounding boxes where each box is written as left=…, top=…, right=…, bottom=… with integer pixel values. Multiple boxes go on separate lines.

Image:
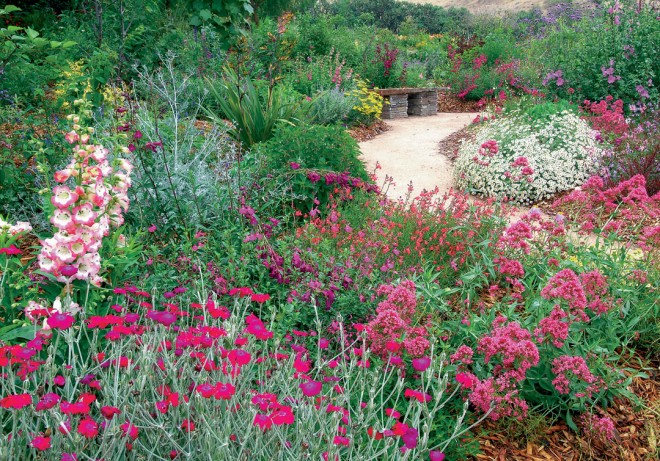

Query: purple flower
left=636, top=84, right=649, bottom=99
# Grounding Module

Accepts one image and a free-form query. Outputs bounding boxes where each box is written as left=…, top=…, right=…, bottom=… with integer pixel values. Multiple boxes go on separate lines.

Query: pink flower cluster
left=472, top=140, right=499, bottom=167
left=365, top=280, right=430, bottom=359
left=551, top=355, right=603, bottom=398
left=37, top=118, right=132, bottom=285
left=552, top=174, right=660, bottom=239
left=452, top=317, right=539, bottom=420
left=540, top=268, right=613, bottom=321
left=580, top=412, right=617, bottom=442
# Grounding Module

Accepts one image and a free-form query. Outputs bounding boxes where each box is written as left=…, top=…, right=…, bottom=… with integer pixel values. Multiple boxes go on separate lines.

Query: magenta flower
left=299, top=380, right=322, bottom=397
left=430, top=451, right=446, bottom=461
left=402, top=426, right=419, bottom=449
left=0, top=393, right=32, bottom=409
left=47, top=313, right=75, bottom=330
left=77, top=417, right=99, bottom=439
left=0, top=245, right=22, bottom=256
left=411, top=357, right=431, bottom=372
left=60, top=265, right=78, bottom=277
left=100, top=406, right=121, bottom=420
left=30, top=435, right=51, bottom=451
left=214, top=382, right=236, bottom=400
left=36, top=393, right=61, bottom=411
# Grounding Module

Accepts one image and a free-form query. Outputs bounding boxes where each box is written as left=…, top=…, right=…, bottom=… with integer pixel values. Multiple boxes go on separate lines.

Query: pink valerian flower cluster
left=540, top=269, right=589, bottom=321
left=534, top=305, right=570, bottom=347
left=583, top=97, right=628, bottom=139
left=551, top=174, right=660, bottom=239
left=535, top=267, right=615, bottom=348
left=506, top=156, right=534, bottom=182
left=365, top=280, right=430, bottom=360
left=551, top=355, right=604, bottom=398
left=38, top=116, right=132, bottom=285
left=580, top=412, right=617, bottom=442
left=477, top=316, right=539, bottom=383
left=471, top=140, right=499, bottom=167
left=452, top=317, right=539, bottom=420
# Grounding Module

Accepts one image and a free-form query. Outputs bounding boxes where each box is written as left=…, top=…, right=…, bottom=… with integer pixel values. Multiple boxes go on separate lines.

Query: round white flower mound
left=453, top=111, right=604, bottom=205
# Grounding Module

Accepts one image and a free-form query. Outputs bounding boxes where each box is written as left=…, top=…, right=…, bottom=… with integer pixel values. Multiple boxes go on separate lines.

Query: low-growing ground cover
left=0, top=1, right=659, bottom=460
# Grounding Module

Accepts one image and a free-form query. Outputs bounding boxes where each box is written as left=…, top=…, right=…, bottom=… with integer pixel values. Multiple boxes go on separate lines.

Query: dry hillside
left=407, top=0, right=564, bottom=15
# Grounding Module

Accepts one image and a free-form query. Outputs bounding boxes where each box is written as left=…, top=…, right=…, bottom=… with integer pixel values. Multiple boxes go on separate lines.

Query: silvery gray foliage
left=129, top=53, right=240, bottom=228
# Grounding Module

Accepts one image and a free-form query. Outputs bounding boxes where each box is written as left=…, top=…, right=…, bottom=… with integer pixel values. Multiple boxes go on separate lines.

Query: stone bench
left=377, top=88, right=439, bottom=119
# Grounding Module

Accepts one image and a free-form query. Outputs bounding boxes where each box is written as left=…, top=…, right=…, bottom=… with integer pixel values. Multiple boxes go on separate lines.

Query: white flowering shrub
left=453, top=111, right=605, bottom=205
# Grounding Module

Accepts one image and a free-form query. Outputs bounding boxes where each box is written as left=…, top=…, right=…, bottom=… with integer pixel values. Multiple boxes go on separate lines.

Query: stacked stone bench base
left=377, top=88, right=439, bottom=120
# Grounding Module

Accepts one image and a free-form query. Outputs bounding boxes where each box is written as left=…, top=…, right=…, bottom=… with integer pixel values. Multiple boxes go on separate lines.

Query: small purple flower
left=636, top=84, right=649, bottom=99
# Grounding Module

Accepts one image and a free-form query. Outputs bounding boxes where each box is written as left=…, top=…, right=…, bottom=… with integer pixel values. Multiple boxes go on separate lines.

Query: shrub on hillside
left=537, top=0, right=659, bottom=109
left=453, top=108, right=604, bottom=204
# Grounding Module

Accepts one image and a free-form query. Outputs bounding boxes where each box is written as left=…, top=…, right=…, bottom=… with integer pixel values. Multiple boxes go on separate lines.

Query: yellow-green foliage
left=348, top=79, right=384, bottom=122
left=54, top=60, right=124, bottom=109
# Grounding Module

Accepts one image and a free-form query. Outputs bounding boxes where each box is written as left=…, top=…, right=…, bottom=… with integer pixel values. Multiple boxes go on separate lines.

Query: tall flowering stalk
left=37, top=101, right=133, bottom=286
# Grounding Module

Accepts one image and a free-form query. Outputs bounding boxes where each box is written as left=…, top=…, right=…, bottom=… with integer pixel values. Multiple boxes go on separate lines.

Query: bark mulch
left=437, top=91, right=480, bottom=113
left=348, top=120, right=389, bottom=142
left=472, top=356, right=659, bottom=461
left=437, top=125, right=476, bottom=162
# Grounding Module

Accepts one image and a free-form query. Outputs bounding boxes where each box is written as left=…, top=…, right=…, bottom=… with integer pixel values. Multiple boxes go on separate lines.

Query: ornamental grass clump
left=453, top=110, right=605, bottom=205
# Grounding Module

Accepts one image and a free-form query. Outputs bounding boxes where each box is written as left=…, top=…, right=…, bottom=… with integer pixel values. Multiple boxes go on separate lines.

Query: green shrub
left=253, top=123, right=369, bottom=214
left=535, top=1, right=660, bottom=108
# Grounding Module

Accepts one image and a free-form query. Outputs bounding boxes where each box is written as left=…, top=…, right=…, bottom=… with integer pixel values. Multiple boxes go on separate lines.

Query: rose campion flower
left=77, top=417, right=99, bottom=439
left=299, top=380, right=322, bottom=397
left=0, top=393, right=32, bottom=409
left=47, top=312, right=75, bottom=330
left=120, top=420, right=139, bottom=439
left=412, top=357, right=431, bottom=372
left=30, top=436, right=51, bottom=451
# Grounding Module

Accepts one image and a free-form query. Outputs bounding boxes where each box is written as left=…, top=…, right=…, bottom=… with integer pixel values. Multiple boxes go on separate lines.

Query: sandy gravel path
left=359, top=113, right=476, bottom=200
